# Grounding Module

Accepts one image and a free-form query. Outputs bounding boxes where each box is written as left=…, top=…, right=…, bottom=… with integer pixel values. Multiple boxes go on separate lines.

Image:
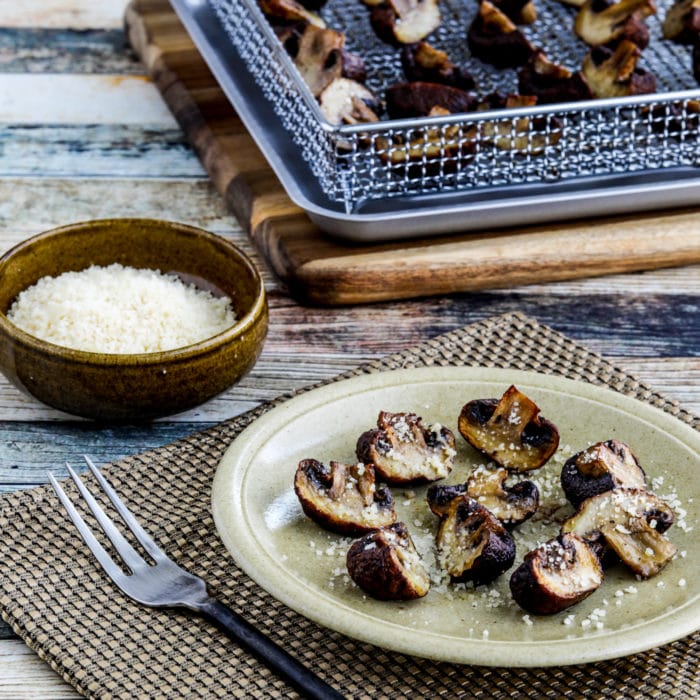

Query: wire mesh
left=210, top=0, right=700, bottom=212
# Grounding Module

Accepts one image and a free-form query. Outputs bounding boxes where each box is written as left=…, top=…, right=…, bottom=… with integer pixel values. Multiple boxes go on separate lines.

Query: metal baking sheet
left=170, top=0, right=700, bottom=241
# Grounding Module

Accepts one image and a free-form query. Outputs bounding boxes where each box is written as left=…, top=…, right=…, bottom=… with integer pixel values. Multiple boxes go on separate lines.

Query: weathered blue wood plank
left=0, top=29, right=139, bottom=74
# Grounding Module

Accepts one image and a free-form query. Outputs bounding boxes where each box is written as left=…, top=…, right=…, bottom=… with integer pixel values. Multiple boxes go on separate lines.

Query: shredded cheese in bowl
left=6, top=263, right=236, bottom=354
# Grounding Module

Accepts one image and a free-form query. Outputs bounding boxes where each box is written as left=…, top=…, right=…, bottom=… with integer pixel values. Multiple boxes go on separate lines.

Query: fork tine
left=48, top=472, right=129, bottom=588
left=63, top=463, right=147, bottom=574
left=83, top=456, right=166, bottom=563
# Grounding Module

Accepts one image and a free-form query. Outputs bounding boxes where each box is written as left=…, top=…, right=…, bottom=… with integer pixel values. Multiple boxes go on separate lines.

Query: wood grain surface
left=125, top=0, right=700, bottom=304
left=0, top=0, right=697, bottom=697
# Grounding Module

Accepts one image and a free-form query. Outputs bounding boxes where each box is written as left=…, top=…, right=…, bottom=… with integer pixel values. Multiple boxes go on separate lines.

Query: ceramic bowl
left=0, top=218, right=268, bottom=421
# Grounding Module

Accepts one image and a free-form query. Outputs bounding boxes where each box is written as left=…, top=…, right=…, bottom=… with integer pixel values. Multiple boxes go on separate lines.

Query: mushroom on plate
left=356, top=411, right=456, bottom=485
left=370, top=0, right=441, bottom=45
left=434, top=495, right=516, bottom=584
left=427, top=465, right=539, bottom=529
left=467, top=1, right=535, bottom=69
left=518, top=50, right=593, bottom=104
left=294, top=459, right=396, bottom=535
left=581, top=41, right=657, bottom=98
left=401, top=42, right=476, bottom=90
left=457, top=385, right=560, bottom=471
left=510, top=533, right=604, bottom=614
left=662, top=0, right=700, bottom=42
left=561, top=439, right=646, bottom=507
left=346, top=522, right=431, bottom=600
left=574, top=0, right=656, bottom=49
left=561, top=488, right=676, bottom=578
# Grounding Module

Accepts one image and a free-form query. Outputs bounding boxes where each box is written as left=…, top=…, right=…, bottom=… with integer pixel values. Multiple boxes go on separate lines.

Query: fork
left=48, top=457, right=344, bottom=700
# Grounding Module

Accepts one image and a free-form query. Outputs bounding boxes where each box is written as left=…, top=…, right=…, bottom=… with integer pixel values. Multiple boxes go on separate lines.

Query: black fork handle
left=195, top=597, right=345, bottom=700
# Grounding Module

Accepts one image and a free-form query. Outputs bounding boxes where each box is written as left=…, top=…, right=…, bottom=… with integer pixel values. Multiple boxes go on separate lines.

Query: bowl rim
left=0, top=218, right=267, bottom=365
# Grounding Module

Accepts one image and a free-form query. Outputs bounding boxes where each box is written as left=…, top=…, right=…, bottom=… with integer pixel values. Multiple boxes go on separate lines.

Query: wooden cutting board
left=125, top=0, right=700, bottom=305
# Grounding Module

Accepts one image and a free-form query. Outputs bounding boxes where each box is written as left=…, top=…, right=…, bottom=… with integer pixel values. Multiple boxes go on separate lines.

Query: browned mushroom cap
left=582, top=41, right=657, bottom=98
left=294, top=459, right=396, bottom=535
left=370, top=0, right=441, bottom=46
left=341, top=49, right=368, bottom=83
left=401, top=42, right=476, bottom=90
left=518, top=51, right=594, bottom=104
left=346, top=522, right=431, bottom=600
left=561, top=488, right=676, bottom=578
left=491, top=0, right=538, bottom=24
left=561, top=440, right=646, bottom=508
left=458, top=385, right=560, bottom=471
left=510, top=533, right=604, bottom=614
left=435, top=495, right=516, bottom=584
left=258, top=0, right=326, bottom=27
left=574, top=0, right=656, bottom=49
left=467, top=1, right=535, bottom=69
left=663, top=0, right=700, bottom=42
left=356, top=411, right=456, bottom=485
left=386, top=81, right=476, bottom=118
left=427, top=466, right=539, bottom=529
left=319, top=78, right=381, bottom=125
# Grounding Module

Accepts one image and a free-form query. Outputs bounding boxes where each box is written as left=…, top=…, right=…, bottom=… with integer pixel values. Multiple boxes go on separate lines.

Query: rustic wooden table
left=0, top=1, right=698, bottom=697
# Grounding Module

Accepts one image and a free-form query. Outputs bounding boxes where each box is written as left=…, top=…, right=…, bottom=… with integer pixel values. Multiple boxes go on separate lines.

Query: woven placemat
left=0, top=312, right=697, bottom=699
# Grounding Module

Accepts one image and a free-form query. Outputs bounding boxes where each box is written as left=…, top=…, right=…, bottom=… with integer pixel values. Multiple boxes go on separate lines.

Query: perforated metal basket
left=171, top=0, right=700, bottom=239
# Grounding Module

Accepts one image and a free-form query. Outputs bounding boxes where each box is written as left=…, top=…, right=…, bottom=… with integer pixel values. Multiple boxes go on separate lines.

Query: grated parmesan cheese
left=6, top=263, right=236, bottom=354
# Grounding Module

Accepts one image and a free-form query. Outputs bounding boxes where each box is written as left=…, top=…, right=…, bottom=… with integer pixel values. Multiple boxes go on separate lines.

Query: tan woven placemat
left=0, top=312, right=697, bottom=699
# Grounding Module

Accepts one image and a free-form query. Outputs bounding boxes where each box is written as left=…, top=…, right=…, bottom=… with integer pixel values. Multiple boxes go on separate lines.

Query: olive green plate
left=212, top=367, right=700, bottom=667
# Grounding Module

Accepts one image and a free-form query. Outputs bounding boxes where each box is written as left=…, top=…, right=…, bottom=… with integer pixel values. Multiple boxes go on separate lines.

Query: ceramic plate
left=212, top=367, right=700, bottom=667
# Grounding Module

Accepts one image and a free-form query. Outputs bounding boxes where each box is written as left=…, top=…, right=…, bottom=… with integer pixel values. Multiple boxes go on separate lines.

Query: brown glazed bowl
left=0, top=219, right=268, bottom=421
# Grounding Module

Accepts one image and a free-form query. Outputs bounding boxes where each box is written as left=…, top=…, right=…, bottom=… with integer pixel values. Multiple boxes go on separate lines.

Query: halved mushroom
left=258, top=0, right=326, bottom=27
left=510, top=533, right=604, bottom=614
left=458, top=385, right=560, bottom=471
left=292, top=25, right=345, bottom=97
left=662, top=0, right=700, bottom=42
left=518, top=51, right=593, bottom=104
left=427, top=466, right=539, bottom=529
left=435, top=495, right=516, bottom=584
left=581, top=41, right=657, bottom=98
left=319, top=78, right=381, bottom=125
left=294, top=459, right=396, bottom=535
left=491, top=0, right=538, bottom=24
left=356, top=411, right=456, bottom=485
left=561, top=488, right=676, bottom=578
left=467, top=1, right=535, bottom=69
left=346, top=522, right=430, bottom=600
left=401, top=42, right=476, bottom=91
left=574, top=0, right=656, bottom=49
left=561, top=440, right=646, bottom=507
left=385, top=81, right=476, bottom=118
left=370, top=0, right=441, bottom=46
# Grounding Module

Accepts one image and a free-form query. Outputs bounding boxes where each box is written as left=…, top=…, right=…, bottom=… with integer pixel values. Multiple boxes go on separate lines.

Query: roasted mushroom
left=561, top=488, right=676, bottom=578
left=346, top=522, right=431, bottom=600
left=435, top=495, right=516, bottom=585
left=582, top=41, right=657, bottom=98
left=294, top=459, right=396, bottom=535
left=458, top=385, right=560, bottom=471
left=385, top=81, right=476, bottom=118
left=401, top=42, right=476, bottom=90
left=427, top=466, right=539, bottom=529
left=510, top=533, right=604, bottom=614
left=258, top=0, right=326, bottom=27
left=319, top=78, right=381, bottom=125
left=518, top=51, right=593, bottom=104
left=370, top=0, right=442, bottom=46
left=574, top=0, right=656, bottom=49
left=340, top=49, right=368, bottom=83
left=662, top=0, right=700, bottom=42
left=356, top=411, right=456, bottom=485
left=491, top=0, right=538, bottom=24
left=291, top=25, right=345, bottom=97
left=561, top=440, right=646, bottom=507
left=467, top=1, right=535, bottom=69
